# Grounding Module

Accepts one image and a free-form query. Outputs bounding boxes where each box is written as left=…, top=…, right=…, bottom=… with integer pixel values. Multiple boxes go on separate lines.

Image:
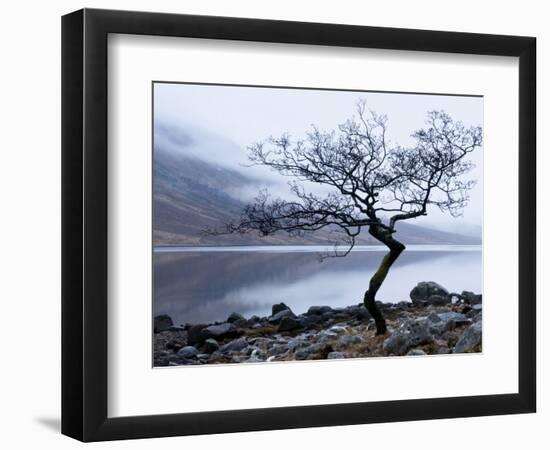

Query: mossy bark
left=363, top=225, right=406, bottom=335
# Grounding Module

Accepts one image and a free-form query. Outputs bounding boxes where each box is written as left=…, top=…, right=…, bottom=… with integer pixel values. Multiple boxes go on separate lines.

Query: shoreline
left=153, top=282, right=482, bottom=367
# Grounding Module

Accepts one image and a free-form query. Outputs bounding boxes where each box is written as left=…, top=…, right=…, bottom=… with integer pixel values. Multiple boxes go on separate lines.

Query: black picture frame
left=61, top=8, right=536, bottom=442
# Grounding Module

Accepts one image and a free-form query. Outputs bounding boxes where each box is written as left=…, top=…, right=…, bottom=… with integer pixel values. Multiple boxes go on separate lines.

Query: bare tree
left=219, top=101, right=482, bottom=334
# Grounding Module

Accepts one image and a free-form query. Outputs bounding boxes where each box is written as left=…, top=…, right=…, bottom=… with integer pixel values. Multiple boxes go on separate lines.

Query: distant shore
left=153, top=281, right=482, bottom=367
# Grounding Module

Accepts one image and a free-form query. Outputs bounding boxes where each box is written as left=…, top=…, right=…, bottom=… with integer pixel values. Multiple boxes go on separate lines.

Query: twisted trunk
left=363, top=225, right=406, bottom=335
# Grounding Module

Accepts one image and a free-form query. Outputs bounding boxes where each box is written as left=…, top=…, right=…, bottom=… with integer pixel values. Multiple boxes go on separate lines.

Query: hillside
left=153, top=148, right=480, bottom=247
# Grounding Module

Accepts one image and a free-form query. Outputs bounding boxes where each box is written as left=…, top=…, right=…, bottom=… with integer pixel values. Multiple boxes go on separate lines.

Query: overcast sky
left=154, top=82, right=483, bottom=234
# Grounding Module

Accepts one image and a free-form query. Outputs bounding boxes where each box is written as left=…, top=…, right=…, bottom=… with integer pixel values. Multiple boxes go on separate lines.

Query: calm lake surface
left=153, top=245, right=482, bottom=325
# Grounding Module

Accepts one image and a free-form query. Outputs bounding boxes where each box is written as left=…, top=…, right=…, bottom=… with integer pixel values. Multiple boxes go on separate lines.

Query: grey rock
left=428, top=294, right=452, bottom=306
left=220, top=337, right=249, bottom=354
left=154, top=314, right=173, bottom=333
left=383, top=319, right=434, bottom=356
left=287, top=338, right=307, bottom=352
left=278, top=317, right=303, bottom=332
left=270, top=343, right=290, bottom=355
left=202, top=338, right=219, bottom=353
left=410, top=281, right=450, bottom=305
left=435, top=312, right=471, bottom=332
left=335, top=334, right=363, bottom=350
left=347, top=305, right=371, bottom=321
left=187, top=323, right=208, bottom=345
left=295, top=343, right=333, bottom=360
left=200, top=323, right=240, bottom=341
left=299, top=315, right=323, bottom=329
left=466, top=305, right=482, bottom=319
left=327, top=351, right=346, bottom=359
left=272, top=302, right=290, bottom=316
left=166, top=339, right=185, bottom=351
left=177, top=345, right=199, bottom=359
left=232, top=318, right=250, bottom=328
left=306, top=305, right=333, bottom=316
left=454, top=322, right=482, bottom=353
left=248, top=337, right=273, bottom=350
left=268, top=308, right=296, bottom=324
left=461, top=291, right=482, bottom=305
left=227, top=312, right=245, bottom=323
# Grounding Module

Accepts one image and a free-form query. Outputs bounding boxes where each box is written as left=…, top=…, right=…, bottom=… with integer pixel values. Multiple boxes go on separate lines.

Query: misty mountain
left=153, top=145, right=480, bottom=246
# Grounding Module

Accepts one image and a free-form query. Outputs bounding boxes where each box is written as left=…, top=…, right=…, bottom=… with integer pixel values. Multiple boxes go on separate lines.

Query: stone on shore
left=272, top=302, right=291, bottom=315
left=200, top=323, right=240, bottom=342
left=268, top=308, right=296, bottom=324
left=177, top=345, right=199, bottom=359
left=410, top=281, right=451, bottom=306
left=154, top=314, right=174, bottom=333
left=454, top=322, right=482, bottom=353
left=278, top=316, right=303, bottom=332
left=383, top=318, right=434, bottom=356
left=227, top=312, right=245, bottom=323
left=220, top=337, right=249, bottom=354
left=306, top=305, right=333, bottom=316
left=187, top=323, right=208, bottom=345
left=202, top=338, right=219, bottom=353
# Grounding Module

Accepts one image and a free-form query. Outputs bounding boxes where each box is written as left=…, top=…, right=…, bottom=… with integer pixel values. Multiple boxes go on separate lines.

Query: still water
left=153, top=245, right=482, bottom=326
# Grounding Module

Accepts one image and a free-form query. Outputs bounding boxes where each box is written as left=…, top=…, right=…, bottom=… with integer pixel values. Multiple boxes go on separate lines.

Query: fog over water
left=154, top=246, right=482, bottom=325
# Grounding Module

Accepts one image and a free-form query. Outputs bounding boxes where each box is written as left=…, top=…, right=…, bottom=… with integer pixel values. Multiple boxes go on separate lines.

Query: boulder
left=466, top=304, right=483, bottom=319
left=427, top=294, right=452, bottom=306
left=298, top=315, right=323, bottom=329
left=295, top=343, right=333, bottom=360
left=200, top=323, right=240, bottom=341
left=187, top=323, right=208, bottom=345
left=410, top=282, right=450, bottom=306
left=227, top=312, right=245, bottom=323
left=154, top=314, right=173, bottom=333
left=454, top=322, right=482, bottom=353
left=177, top=345, right=199, bottom=359
left=268, top=308, right=296, bottom=324
left=287, top=337, right=307, bottom=352
left=272, top=302, right=290, bottom=316
left=306, top=305, right=333, bottom=316
left=426, top=311, right=471, bottom=335
left=461, top=291, right=482, bottom=305
left=248, top=337, right=273, bottom=351
left=383, top=318, right=434, bottom=356
left=220, top=337, right=249, bottom=354
left=335, top=334, right=363, bottom=350
left=327, top=351, right=346, bottom=359
left=202, top=338, right=219, bottom=353
left=278, top=317, right=304, bottom=332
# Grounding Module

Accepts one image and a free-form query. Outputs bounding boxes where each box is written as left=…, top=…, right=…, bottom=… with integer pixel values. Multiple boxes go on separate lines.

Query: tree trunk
left=363, top=225, right=406, bottom=335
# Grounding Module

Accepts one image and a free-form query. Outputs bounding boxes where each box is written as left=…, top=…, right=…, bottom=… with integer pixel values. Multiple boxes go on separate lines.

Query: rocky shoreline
left=154, top=281, right=482, bottom=367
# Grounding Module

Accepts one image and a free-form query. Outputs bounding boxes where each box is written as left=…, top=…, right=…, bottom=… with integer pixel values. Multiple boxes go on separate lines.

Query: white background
left=0, top=0, right=547, bottom=448
left=108, top=35, right=518, bottom=417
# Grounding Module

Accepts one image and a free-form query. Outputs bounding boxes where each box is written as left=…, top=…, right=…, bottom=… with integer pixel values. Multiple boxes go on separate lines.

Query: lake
left=153, top=245, right=482, bottom=326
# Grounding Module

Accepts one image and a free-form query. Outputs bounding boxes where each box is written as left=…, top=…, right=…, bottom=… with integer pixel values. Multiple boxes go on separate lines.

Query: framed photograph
left=62, top=8, right=536, bottom=442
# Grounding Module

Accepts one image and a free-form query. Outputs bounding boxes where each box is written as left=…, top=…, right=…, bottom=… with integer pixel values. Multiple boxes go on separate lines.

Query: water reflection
left=153, top=246, right=481, bottom=325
